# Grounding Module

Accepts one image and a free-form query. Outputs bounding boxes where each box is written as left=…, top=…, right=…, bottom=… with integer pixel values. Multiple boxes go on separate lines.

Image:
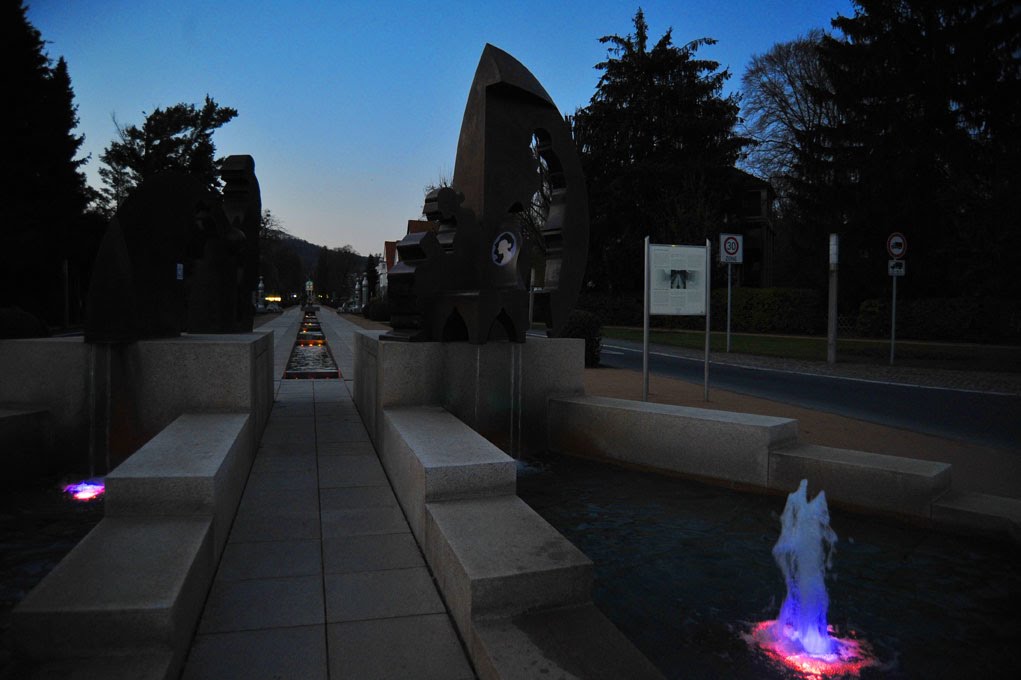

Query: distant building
left=378, top=241, right=396, bottom=298
left=722, top=168, right=776, bottom=287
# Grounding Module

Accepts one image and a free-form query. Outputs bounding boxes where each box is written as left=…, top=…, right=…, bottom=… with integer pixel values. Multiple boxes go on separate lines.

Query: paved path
left=182, top=308, right=474, bottom=680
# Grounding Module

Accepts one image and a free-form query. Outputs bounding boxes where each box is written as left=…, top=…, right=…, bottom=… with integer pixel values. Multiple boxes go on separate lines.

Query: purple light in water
left=63, top=479, right=105, bottom=501
left=749, top=479, right=878, bottom=677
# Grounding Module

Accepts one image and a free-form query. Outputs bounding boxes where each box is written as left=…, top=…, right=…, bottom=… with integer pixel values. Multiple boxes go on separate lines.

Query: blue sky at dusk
left=28, top=0, right=853, bottom=257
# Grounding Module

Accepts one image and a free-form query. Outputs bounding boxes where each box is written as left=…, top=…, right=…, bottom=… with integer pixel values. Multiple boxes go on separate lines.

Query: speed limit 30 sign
left=720, top=233, right=743, bottom=264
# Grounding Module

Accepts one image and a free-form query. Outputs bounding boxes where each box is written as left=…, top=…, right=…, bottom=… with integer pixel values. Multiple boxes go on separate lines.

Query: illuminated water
left=1, top=476, right=104, bottom=674
left=517, top=454, right=1020, bottom=679
left=750, top=479, right=877, bottom=677
left=284, top=312, right=339, bottom=378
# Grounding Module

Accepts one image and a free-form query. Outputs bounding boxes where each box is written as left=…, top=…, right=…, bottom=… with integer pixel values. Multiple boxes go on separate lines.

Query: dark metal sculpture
left=386, top=44, right=588, bottom=343
left=84, top=156, right=261, bottom=342
left=220, top=155, right=262, bottom=332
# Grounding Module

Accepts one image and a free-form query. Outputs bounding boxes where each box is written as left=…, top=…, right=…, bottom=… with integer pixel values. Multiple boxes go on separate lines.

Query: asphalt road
left=599, top=338, right=1021, bottom=450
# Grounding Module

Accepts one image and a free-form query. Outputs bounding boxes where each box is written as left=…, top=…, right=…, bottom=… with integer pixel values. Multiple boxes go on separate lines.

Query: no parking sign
left=720, top=233, right=743, bottom=264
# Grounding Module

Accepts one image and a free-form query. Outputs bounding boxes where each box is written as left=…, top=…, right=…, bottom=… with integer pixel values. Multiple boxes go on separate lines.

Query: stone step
left=769, top=443, right=951, bottom=518
left=29, top=650, right=175, bottom=680
left=104, top=412, right=253, bottom=559
left=932, top=490, right=1021, bottom=541
left=13, top=516, right=214, bottom=671
left=424, top=495, right=592, bottom=637
left=381, top=406, right=517, bottom=540
left=472, top=604, right=666, bottom=680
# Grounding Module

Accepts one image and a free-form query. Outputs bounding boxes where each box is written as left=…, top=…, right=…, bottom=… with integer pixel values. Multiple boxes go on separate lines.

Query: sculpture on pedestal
left=84, top=155, right=261, bottom=342
left=386, top=44, right=588, bottom=343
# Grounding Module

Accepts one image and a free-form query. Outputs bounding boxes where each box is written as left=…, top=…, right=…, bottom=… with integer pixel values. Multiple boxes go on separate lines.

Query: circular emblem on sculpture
left=492, top=231, right=517, bottom=266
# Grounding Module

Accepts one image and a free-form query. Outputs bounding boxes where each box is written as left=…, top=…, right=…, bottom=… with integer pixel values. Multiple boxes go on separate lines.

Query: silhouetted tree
left=817, top=0, right=1021, bottom=301
left=98, top=96, right=237, bottom=214
left=739, top=30, right=842, bottom=288
left=2, top=1, right=93, bottom=325
left=314, top=245, right=361, bottom=303
left=572, top=9, right=747, bottom=292
left=364, top=254, right=380, bottom=299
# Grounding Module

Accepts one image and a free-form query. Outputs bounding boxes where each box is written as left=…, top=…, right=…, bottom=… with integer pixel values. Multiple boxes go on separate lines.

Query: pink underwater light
left=63, top=479, right=105, bottom=501
left=747, top=480, right=878, bottom=677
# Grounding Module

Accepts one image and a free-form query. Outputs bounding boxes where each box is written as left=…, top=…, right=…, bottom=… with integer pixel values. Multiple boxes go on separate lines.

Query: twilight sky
left=28, top=0, right=852, bottom=257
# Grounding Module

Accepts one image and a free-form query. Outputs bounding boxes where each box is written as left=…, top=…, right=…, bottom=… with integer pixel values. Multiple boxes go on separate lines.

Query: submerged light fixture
left=63, top=479, right=105, bottom=502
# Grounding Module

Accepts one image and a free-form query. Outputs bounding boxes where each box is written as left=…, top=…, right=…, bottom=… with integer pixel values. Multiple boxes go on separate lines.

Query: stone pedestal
left=353, top=332, right=583, bottom=455
left=0, top=333, right=273, bottom=473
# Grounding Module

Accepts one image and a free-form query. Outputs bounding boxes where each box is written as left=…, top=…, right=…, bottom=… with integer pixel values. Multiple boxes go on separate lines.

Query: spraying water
left=749, top=479, right=876, bottom=677
left=773, top=478, right=838, bottom=655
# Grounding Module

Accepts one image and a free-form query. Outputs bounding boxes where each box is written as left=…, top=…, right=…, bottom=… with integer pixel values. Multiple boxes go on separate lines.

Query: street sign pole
left=890, top=274, right=897, bottom=366
left=886, top=232, right=906, bottom=366
left=704, top=238, right=711, bottom=402
left=726, top=263, right=732, bottom=352
left=643, top=236, right=650, bottom=402
left=827, top=234, right=838, bottom=364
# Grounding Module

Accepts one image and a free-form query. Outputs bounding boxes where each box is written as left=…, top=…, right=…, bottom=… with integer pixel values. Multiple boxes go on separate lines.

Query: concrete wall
left=549, top=395, right=799, bottom=487
left=0, top=333, right=273, bottom=472
left=353, top=332, right=583, bottom=455
left=0, top=338, right=90, bottom=471
left=548, top=395, right=956, bottom=521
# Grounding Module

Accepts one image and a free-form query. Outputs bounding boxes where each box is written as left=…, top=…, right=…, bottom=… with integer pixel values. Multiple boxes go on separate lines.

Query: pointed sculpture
left=386, top=44, right=588, bottom=343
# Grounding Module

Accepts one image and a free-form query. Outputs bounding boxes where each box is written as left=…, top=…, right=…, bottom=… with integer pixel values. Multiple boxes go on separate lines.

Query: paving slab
left=321, top=506, right=411, bottom=539
left=184, top=625, right=327, bottom=680
left=215, top=539, right=322, bottom=582
left=318, top=441, right=377, bottom=456
left=320, top=485, right=399, bottom=510
left=325, top=567, right=446, bottom=622
left=198, top=575, right=325, bottom=634
left=318, top=453, right=389, bottom=487
left=327, top=614, right=474, bottom=680
left=322, top=533, right=425, bottom=574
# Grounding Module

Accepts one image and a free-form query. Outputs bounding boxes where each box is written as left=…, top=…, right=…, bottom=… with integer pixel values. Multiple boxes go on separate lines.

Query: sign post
left=643, top=236, right=650, bottom=401
left=887, top=233, right=907, bottom=365
left=704, top=239, right=711, bottom=401
left=642, top=239, right=711, bottom=401
left=719, top=233, right=743, bottom=352
left=827, top=234, right=839, bottom=364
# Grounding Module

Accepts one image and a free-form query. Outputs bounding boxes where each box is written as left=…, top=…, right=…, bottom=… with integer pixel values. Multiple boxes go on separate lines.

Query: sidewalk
left=181, top=308, right=474, bottom=679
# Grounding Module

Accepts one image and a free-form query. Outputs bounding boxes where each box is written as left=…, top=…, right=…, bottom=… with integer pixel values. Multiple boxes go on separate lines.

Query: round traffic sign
left=723, top=236, right=740, bottom=256
left=887, top=232, right=907, bottom=259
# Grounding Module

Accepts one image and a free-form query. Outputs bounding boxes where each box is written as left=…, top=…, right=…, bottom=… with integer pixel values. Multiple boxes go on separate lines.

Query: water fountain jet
left=751, top=479, right=877, bottom=677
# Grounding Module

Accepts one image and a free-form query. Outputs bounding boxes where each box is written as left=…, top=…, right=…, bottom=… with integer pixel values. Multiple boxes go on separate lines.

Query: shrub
left=578, top=288, right=824, bottom=335
left=364, top=297, right=390, bottom=322
left=856, top=297, right=1021, bottom=342
left=559, top=309, right=602, bottom=367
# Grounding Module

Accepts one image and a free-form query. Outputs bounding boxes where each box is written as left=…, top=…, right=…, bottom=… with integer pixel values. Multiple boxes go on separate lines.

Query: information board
left=648, top=244, right=707, bottom=316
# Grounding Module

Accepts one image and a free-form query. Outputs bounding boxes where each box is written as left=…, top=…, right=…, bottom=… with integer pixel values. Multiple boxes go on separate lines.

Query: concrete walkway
left=182, top=308, right=474, bottom=679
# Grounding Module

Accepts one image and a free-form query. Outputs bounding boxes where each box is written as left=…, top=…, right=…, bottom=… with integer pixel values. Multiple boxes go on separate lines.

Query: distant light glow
left=64, top=479, right=105, bottom=501
left=265, top=295, right=282, bottom=302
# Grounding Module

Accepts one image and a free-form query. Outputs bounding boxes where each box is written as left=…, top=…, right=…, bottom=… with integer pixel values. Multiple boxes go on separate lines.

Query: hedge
left=557, top=309, right=603, bottom=367
left=577, top=288, right=825, bottom=336
left=363, top=297, right=391, bottom=322
left=856, top=297, right=1021, bottom=342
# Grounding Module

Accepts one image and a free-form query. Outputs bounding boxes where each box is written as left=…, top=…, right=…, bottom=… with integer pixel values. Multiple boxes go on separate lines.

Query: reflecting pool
left=517, top=454, right=1020, bottom=679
